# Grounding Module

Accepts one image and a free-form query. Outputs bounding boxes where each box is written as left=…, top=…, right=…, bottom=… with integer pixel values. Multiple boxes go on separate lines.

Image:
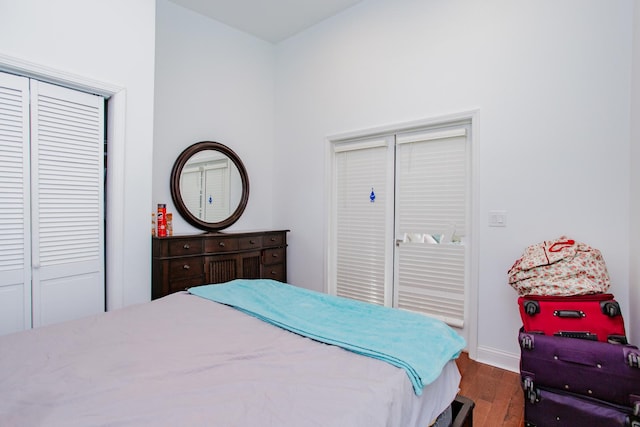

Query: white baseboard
left=474, top=345, right=520, bottom=373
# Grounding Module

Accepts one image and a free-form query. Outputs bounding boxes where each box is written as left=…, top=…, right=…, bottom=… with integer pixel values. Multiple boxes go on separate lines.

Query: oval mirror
left=170, top=141, right=249, bottom=231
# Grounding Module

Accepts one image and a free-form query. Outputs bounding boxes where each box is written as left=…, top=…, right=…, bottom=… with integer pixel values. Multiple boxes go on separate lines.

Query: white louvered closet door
left=30, top=80, right=105, bottom=328
left=203, top=162, right=229, bottom=222
left=0, top=72, right=31, bottom=335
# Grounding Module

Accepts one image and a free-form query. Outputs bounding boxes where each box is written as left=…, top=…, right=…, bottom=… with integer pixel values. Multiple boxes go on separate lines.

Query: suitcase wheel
left=601, top=300, right=622, bottom=317
left=520, top=335, right=534, bottom=350
left=628, top=352, right=640, bottom=369
left=523, top=300, right=539, bottom=316
left=634, top=401, right=640, bottom=417
left=522, top=377, right=538, bottom=403
left=607, top=335, right=629, bottom=345
left=526, top=388, right=540, bottom=404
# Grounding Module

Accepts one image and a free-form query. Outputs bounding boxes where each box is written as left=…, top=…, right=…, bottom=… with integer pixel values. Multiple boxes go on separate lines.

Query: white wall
left=630, top=1, right=640, bottom=347
left=3, top=0, right=635, bottom=371
left=274, top=0, right=634, bottom=370
left=0, top=0, right=156, bottom=307
left=153, top=0, right=276, bottom=234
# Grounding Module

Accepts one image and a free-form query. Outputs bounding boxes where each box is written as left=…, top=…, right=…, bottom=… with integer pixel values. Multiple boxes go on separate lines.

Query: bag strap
left=548, top=239, right=575, bottom=253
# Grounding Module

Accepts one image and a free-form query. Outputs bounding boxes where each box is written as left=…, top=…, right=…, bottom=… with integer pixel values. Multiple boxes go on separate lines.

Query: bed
left=0, top=279, right=467, bottom=427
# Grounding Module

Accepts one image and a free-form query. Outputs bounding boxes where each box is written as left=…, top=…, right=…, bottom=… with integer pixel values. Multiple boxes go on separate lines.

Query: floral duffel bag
left=508, top=236, right=611, bottom=296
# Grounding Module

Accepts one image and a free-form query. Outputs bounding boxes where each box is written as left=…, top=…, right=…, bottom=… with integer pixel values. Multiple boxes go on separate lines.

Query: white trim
left=396, top=128, right=467, bottom=145
left=0, top=53, right=127, bottom=312
left=475, top=345, right=519, bottom=373
left=327, top=110, right=479, bottom=143
left=333, top=138, right=388, bottom=152
left=0, top=53, right=122, bottom=98
left=105, top=91, right=127, bottom=311
left=467, top=110, right=481, bottom=360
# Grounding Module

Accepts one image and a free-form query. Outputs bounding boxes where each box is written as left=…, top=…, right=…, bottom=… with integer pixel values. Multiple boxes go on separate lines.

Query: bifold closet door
left=0, top=72, right=105, bottom=335
left=0, top=72, right=31, bottom=335
left=30, top=80, right=105, bottom=328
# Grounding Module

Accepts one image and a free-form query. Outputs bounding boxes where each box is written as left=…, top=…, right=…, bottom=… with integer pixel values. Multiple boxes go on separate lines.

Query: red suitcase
left=518, top=293, right=627, bottom=344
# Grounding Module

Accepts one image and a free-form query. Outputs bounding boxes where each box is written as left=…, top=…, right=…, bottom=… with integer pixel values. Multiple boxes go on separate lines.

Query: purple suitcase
left=524, top=387, right=640, bottom=427
left=519, top=328, right=640, bottom=411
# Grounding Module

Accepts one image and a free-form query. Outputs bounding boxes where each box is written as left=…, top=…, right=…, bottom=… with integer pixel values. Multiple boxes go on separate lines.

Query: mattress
left=0, top=289, right=462, bottom=426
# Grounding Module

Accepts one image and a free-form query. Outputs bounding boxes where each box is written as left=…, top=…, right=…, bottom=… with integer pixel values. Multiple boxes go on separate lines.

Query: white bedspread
left=0, top=291, right=460, bottom=427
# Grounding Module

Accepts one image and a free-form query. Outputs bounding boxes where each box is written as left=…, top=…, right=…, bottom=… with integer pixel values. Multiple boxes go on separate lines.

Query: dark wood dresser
left=152, top=230, right=288, bottom=299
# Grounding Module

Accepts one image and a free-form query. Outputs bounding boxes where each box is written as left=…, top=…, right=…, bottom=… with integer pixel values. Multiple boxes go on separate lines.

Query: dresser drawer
left=262, top=262, right=285, bottom=281
left=262, top=247, right=285, bottom=265
left=168, top=257, right=204, bottom=280
left=238, top=236, right=263, bottom=250
left=167, top=275, right=207, bottom=294
left=204, top=237, right=239, bottom=253
left=167, top=239, right=203, bottom=257
left=263, top=233, right=285, bottom=248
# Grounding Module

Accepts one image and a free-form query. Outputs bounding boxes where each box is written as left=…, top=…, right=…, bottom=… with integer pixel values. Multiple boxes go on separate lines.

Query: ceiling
left=169, top=0, right=364, bottom=44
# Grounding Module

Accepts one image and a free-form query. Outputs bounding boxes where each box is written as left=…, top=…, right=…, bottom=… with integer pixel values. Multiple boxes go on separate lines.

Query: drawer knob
left=183, top=244, right=190, bottom=249
left=249, top=239, right=256, bottom=245
left=271, top=253, right=279, bottom=259
left=219, top=242, right=225, bottom=247
left=183, top=264, right=190, bottom=270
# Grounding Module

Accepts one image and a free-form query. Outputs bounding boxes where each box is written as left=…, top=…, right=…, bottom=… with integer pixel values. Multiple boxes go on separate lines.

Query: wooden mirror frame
left=170, top=141, right=250, bottom=232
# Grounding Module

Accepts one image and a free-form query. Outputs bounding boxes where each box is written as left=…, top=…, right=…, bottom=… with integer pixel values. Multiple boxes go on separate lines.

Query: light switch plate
left=489, top=210, right=507, bottom=227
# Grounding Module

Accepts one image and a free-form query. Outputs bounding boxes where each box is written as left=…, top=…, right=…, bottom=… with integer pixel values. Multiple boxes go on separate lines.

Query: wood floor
left=456, top=352, right=525, bottom=427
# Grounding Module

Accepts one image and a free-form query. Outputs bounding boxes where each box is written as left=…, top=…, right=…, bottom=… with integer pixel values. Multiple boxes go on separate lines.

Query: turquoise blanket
left=189, top=279, right=466, bottom=395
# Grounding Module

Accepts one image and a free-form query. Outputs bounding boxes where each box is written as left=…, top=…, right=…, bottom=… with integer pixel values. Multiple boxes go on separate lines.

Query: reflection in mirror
left=170, top=141, right=249, bottom=232
left=180, top=150, right=242, bottom=223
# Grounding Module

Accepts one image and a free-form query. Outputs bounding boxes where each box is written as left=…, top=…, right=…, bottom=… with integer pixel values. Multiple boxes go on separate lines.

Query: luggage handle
left=555, top=349, right=599, bottom=368
left=553, top=309, right=585, bottom=318
left=548, top=239, right=575, bottom=252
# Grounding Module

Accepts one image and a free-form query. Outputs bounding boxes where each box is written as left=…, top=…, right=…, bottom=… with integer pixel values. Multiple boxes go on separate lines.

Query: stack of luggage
left=508, top=237, right=640, bottom=427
